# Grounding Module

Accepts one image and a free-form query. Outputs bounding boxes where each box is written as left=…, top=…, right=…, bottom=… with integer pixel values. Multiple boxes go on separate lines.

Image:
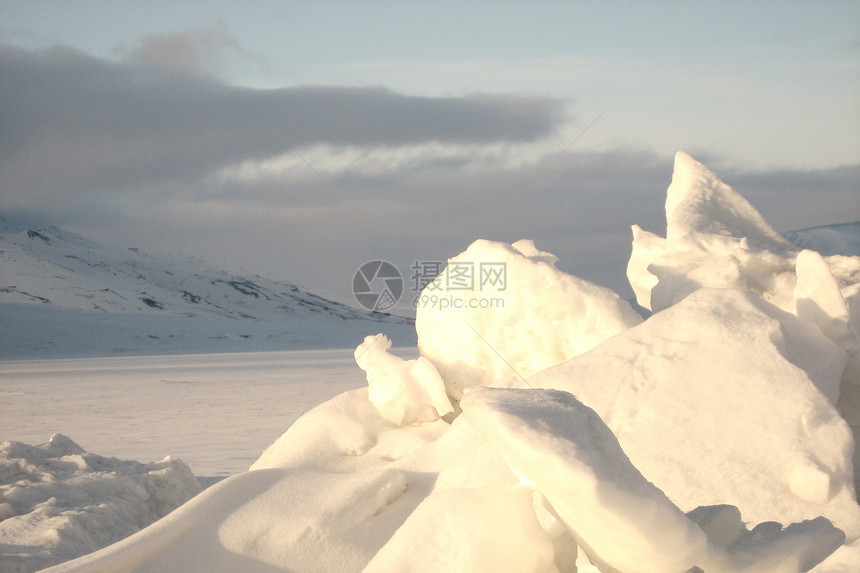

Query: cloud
left=724, top=164, right=860, bottom=231
left=47, top=142, right=858, bottom=307
left=0, top=44, right=564, bottom=206
left=117, top=22, right=241, bottom=73
left=1, top=44, right=856, bottom=309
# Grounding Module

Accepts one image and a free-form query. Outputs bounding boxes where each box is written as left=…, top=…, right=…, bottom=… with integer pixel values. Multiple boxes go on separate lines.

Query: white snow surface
left=416, top=238, right=643, bottom=399
left=2, top=351, right=370, bottom=478
left=3, top=151, right=860, bottom=572
left=0, top=434, right=200, bottom=573
left=516, top=287, right=857, bottom=535
left=355, top=334, right=453, bottom=425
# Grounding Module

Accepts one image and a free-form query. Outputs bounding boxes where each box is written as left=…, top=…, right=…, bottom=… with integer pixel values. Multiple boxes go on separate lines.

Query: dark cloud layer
left=39, top=146, right=856, bottom=304
left=721, top=164, right=860, bottom=231
left=1, top=44, right=856, bottom=307
left=0, top=44, right=563, bottom=201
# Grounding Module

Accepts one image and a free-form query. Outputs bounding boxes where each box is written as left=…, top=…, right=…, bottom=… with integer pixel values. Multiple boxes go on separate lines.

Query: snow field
left=5, top=151, right=859, bottom=571
left=2, top=350, right=369, bottom=477
left=416, top=238, right=643, bottom=399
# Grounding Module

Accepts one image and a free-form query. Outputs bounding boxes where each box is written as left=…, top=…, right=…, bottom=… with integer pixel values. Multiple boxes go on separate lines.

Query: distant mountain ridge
left=783, top=221, right=860, bottom=257
left=0, top=215, right=408, bottom=323
left=0, top=216, right=414, bottom=359
left=2, top=215, right=856, bottom=360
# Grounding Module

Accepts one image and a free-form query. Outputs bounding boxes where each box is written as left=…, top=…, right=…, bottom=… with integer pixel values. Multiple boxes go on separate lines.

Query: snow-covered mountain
left=785, top=221, right=860, bottom=257
left=0, top=215, right=414, bottom=358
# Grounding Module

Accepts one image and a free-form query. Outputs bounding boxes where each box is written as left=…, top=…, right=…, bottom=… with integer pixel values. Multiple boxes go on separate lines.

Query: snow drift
left=416, top=238, right=642, bottom=399
left=0, top=434, right=200, bottom=572
left=22, top=152, right=860, bottom=572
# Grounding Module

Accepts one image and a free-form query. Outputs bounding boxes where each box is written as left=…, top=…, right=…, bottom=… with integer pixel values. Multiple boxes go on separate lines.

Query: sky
left=1, top=1, right=859, bottom=310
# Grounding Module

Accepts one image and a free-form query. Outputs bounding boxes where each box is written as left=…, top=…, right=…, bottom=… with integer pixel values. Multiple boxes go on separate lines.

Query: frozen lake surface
left=1, top=349, right=409, bottom=477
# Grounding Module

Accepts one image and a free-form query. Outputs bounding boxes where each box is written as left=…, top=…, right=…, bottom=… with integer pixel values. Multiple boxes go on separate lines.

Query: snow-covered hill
left=0, top=216, right=414, bottom=358
left=785, top=221, right=860, bottom=257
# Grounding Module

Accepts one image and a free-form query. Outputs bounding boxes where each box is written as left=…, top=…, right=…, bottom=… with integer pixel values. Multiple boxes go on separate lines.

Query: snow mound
left=628, top=151, right=799, bottom=313
left=628, top=151, right=860, bottom=497
left=520, top=287, right=858, bottom=536
left=35, top=152, right=860, bottom=572
left=355, top=334, right=453, bottom=425
left=417, top=238, right=642, bottom=399
left=461, top=386, right=710, bottom=572
left=461, top=386, right=846, bottom=573
left=628, top=153, right=859, bottom=373
left=0, top=434, right=200, bottom=573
